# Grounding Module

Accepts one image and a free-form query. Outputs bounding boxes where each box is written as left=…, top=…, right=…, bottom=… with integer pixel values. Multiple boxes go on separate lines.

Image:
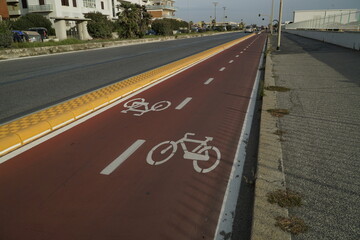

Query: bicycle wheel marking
left=121, top=98, right=171, bottom=116
left=146, top=133, right=221, bottom=173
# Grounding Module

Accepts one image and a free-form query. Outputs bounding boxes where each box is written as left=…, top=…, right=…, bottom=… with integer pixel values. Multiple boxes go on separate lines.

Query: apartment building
left=0, top=0, right=10, bottom=19
left=146, top=0, right=175, bottom=19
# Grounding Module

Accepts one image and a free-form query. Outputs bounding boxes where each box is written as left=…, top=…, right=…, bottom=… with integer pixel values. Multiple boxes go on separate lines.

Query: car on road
left=28, top=27, right=48, bottom=41
left=22, top=31, right=42, bottom=42
left=245, top=26, right=253, bottom=33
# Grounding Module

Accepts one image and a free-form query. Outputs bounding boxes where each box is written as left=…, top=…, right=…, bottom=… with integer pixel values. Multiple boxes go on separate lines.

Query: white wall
left=286, top=30, right=360, bottom=51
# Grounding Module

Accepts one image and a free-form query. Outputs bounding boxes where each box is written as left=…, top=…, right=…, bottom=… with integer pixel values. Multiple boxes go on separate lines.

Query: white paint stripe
left=219, top=67, right=226, bottom=72
left=100, top=140, right=145, bottom=175
left=23, top=130, right=51, bottom=144
left=175, top=97, right=192, bottom=110
left=204, top=78, right=214, bottom=85
left=235, top=55, right=239, bottom=58
left=0, top=144, right=22, bottom=160
left=52, top=118, right=75, bottom=130
left=240, top=51, right=244, bottom=54
left=229, top=60, right=234, bottom=63
left=214, top=38, right=267, bottom=239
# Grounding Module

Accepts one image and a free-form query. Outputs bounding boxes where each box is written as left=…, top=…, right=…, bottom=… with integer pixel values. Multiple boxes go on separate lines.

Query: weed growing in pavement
left=265, top=86, right=290, bottom=92
left=267, top=189, right=302, bottom=208
left=267, top=109, right=289, bottom=117
left=274, top=129, right=287, bottom=141
left=275, top=216, right=308, bottom=235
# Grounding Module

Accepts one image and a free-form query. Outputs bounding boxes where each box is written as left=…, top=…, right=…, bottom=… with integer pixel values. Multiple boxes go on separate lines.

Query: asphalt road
left=0, top=33, right=266, bottom=239
left=0, top=32, right=249, bottom=124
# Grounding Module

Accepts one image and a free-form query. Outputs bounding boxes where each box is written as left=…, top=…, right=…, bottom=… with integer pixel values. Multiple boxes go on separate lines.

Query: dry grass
left=275, top=216, right=308, bottom=235
left=267, top=189, right=302, bottom=208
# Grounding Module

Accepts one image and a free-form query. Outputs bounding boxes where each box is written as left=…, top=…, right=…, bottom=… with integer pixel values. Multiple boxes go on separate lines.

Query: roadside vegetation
left=0, top=2, right=242, bottom=49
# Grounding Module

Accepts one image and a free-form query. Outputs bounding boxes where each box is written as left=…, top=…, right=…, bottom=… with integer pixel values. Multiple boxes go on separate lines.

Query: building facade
left=0, top=0, right=10, bottom=19
left=146, top=0, right=175, bottom=19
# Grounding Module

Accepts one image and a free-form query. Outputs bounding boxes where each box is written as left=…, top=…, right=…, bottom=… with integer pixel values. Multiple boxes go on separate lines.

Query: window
left=101, top=1, right=104, bottom=10
left=21, top=0, right=28, bottom=8
left=39, top=0, right=45, bottom=5
left=61, top=0, right=69, bottom=6
left=73, top=0, right=77, bottom=7
left=83, top=0, right=96, bottom=8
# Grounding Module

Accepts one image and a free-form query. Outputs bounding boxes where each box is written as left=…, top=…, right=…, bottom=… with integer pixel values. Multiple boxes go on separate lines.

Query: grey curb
left=250, top=36, right=291, bottom=240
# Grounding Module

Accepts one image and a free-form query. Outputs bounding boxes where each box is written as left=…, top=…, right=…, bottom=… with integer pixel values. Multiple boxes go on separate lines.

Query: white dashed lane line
left=204, top=78, right=214, bottom=85
left=175, top=97, right=192, bottom=110
left=229, top=60, right=234, bottom=64
left=219, top=67, right=226, bottom=72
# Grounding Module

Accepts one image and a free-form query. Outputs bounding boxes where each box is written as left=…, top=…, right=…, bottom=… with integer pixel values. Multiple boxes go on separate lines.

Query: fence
left=286, top=10, right=360, bottom=31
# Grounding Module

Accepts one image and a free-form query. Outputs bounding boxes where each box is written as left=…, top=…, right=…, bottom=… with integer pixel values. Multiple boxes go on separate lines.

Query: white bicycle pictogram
left=121, top=98, right=171, bottom=116
left=146, top=133, right=221, bottom=173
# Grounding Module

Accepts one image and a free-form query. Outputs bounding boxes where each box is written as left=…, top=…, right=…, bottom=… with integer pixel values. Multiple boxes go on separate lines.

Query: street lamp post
left=270, top=0, right=274, bottom=34
left=277, top=0, right=284, bottom=50
left=213, top=2, right=218, bottom=25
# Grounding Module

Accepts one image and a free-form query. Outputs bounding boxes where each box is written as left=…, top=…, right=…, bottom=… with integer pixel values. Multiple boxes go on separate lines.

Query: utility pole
left=213, top=2, right=218, bottom=24
left=223, top=6, right=226, bottom=25
left=277, top=0, right=284, bottom=50
left=270, top=0, right=274, bottom=34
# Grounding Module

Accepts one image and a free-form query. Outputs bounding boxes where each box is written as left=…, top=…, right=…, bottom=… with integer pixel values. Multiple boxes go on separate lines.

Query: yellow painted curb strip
left=0, top=33, right=255, bottom=156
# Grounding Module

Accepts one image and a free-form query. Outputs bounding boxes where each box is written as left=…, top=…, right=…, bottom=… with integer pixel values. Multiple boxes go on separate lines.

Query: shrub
left=0, top=21, right=12, bottom=48
left=11, top=13, right=55, bottom=35
left=151, top=20, right=172, bottom=36
left=84, top=12, right=113, bottom=39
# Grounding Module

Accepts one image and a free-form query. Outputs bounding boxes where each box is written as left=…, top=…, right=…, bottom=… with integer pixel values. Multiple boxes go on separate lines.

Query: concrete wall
left=285, top=30, right=360, bottom=50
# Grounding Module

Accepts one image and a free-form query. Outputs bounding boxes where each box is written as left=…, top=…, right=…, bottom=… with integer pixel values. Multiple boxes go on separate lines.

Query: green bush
left=84, top=12, right=114, bottom=39
left=0, top=21, right=12, bottom=48
left=11, top=13, right=55, bottom=35
left=151, top=20, right=172, bottom=36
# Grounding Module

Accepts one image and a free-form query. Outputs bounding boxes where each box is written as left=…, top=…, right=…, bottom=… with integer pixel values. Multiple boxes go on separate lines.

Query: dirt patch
left=265, top=86, right=290, bottom=92
left=275, top=216, right=308, bottom=235
left=267, top=189, right=302, bottom=208
left=267, top=109, right=289, bottom=117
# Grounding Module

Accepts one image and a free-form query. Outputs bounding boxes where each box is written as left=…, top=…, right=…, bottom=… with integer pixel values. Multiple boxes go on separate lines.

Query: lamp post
left=213, top=2, right=218, bottom=24
left=270, top=0, right=274, bottom=34
left=277, top=0, right=284, bottom=50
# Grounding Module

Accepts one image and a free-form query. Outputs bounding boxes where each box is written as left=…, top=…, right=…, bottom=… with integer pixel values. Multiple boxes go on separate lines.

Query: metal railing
left=146, top=5, right=176, bottom=11
left=286, top=10, right=360, bottom=31
left=28, top=4, right=54, bottom=13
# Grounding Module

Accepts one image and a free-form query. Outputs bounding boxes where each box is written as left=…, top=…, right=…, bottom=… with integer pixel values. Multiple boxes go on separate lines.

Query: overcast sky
left=175, top=0, right=360, bottom=25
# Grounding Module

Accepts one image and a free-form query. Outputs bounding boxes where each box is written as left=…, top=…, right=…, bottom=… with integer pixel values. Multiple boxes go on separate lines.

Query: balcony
left=146, top=5, right=176, bottom=11
left=28, top=4, right=54, bottom=13
left=6, top=0, right=19, bottom=3
left=9, top=9, right=21, bottom=16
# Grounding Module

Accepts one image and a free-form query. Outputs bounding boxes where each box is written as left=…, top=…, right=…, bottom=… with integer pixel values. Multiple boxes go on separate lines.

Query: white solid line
left=214, top=38, right=267, bottom=239
left=100, top=140, right=146, bottom=175
left=175, top=97, right=192, bottom=110
left=219, top=67, right=226, bottom=72
left=204, top=78, right=214, bottom=85
left=229, top=60, right=234, bottom=63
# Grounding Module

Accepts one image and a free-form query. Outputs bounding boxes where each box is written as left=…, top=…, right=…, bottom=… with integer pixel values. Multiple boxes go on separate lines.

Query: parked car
left=22, top=31, right=42, bottom=42
left=28, top=27, right=48, bottom=40
left=12, top=30, right=26, bottom=42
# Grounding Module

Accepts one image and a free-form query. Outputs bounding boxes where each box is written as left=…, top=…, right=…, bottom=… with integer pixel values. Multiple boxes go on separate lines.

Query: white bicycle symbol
left=146, top=133, right=221, bottom=173
left=121, top=98, right=171, bottom=116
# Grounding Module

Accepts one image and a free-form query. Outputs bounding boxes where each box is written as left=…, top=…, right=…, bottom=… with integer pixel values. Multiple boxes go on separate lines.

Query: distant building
left=146, top=0, right=175, bottom=19
left=0, top=0, right=10, bottom=19
left=293, top=9, right=359, bottom=23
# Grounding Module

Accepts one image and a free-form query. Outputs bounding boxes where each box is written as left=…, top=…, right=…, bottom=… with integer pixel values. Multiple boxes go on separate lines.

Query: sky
left=174, top=0, right=360, bottom=25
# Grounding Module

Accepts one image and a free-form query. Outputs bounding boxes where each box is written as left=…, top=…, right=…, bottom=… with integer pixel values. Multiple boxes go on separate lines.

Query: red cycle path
left=0, top=33, right=266, bottom=240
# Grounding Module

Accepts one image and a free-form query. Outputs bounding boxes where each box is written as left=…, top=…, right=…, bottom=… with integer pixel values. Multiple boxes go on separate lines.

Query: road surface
left=0, top=33, right=266, bottom=239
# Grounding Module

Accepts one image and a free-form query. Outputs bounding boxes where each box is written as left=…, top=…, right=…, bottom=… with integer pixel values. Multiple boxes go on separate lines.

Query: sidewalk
left=252, top=33, right=360, bottom=240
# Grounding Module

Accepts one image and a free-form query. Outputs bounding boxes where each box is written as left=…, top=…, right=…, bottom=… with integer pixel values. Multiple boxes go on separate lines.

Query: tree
left=11, top=13, right=55, bottom=35
left=0, top=21, right=12, bottom=48
left=151, top=19, right=172, bottom=36
left=84, top=12, right=114, bottom=39
left=115, top=2, right=151, bottom=38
